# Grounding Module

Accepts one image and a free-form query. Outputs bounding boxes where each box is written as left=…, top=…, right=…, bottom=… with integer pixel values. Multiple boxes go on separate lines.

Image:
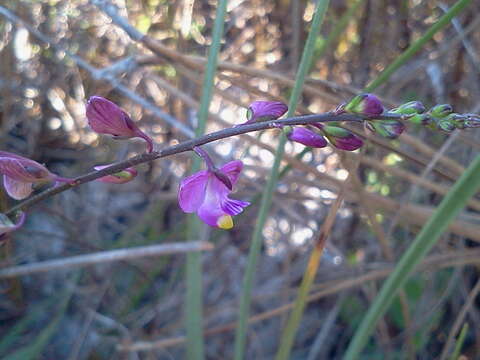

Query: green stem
left=233, top=1, right=330, bottom=359
left=185, top=1, right=228, bottom=359
left=344, top=154, right=480, bottom=359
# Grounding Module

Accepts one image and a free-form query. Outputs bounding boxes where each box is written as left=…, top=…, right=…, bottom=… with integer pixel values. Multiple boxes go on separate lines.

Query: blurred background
left=0, top=0, right=479, bottom=359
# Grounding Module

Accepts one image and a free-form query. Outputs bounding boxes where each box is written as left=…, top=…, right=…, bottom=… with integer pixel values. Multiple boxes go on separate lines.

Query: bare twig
left=0, top=241, right=214, bottom=278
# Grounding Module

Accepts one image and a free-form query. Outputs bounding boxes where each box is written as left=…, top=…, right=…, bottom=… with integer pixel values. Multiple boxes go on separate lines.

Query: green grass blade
left=233, top=2, right=330, bottom=359
left=185, top=1, right=228, bottom=359
left=449, top=323, right=469, bottom=360
left=313, top=0, right=363, bottom=63
left=344, top=154, right=480, bottom=359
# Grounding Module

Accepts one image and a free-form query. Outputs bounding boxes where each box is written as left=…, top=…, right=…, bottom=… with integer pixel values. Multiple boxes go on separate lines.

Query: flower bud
left=321, top=125, right=364, bottom=151
left=94, top=165, right=138, bottom=184
left=443, top=114, right=466, bottom=129
left=344, top=93, right=384, bottom=117
left=86, top=96, right=154, bottom=152
left=390, top=101, right=425, bottom=115
left=245, top=101, right=288, bottom=124
left=435, top=119, right=456, bottom=133
left=430, top=104, right=453, bottom=118
left=286, top=127, right=328, bottom=148
left=366, top=119, right=405, bottom=139
left=463, top=114, right=480, bottom=128
left=407, top=113, right=432, bottom=126
left=0, top=152, right=71, bottom=200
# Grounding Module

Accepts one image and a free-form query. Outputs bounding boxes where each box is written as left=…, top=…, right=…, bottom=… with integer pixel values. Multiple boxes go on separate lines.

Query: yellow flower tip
left=217, top=215, right=233, bottom=230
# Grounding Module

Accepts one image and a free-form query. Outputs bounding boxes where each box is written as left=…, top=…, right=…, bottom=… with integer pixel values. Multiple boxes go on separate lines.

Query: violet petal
left=178, top=170, right=209, bottom=213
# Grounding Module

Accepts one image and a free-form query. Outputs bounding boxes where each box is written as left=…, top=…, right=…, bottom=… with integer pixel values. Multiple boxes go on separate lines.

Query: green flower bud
left=365, top=119, right=405, bottom=139
left=390, top=101, right=425, bottom=115
left=407, top=113, right=432, bottom=125
left=436, top=119, right=456, bottom=133
left=430, top=104, right=453, bottom=118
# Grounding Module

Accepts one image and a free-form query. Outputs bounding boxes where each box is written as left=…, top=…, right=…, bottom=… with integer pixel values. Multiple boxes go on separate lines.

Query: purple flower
left=286, top=127, right=327, bottom=148
left=365, top=119, right=405, bottom=139
left=345, top=93, right=384, bottom=117
left=86, top=96, right=154, bottom=153
left=0, top=152, right=71, bottom=200
left=244, top=101, right=288, bottom=124
left=178, top=160, right=250, bottom=229
left=318, top=125, right=364, bottom=151
left=94, top=165, right=138, bottom=184
left=0, top=212, right=26, bottom=241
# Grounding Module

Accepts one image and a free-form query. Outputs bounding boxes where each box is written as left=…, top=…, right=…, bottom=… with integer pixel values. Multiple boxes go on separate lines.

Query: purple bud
left=365, top=119, right=405, bottom=139
left=344, top=93, right=384, bottom=117
left=286, top=127, right=327, bottom=148
left=321, top=126, right=364, bottom=151
left=94, top=165, right=138, bottom=184
left=86, top=96, right=154, bottom=153
left=245, top=101, right=288, bottom=124
left=0, top=152, right=70, bottom=200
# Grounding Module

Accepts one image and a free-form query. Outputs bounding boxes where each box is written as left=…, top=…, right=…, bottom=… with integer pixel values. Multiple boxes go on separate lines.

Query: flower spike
left=178, top=154, right=250, bottom=229
left=86, top=96, right=154, bottom=153
left=0, top=152, right=71, bottom=200
left=244, top=101, right=288, bottom=124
